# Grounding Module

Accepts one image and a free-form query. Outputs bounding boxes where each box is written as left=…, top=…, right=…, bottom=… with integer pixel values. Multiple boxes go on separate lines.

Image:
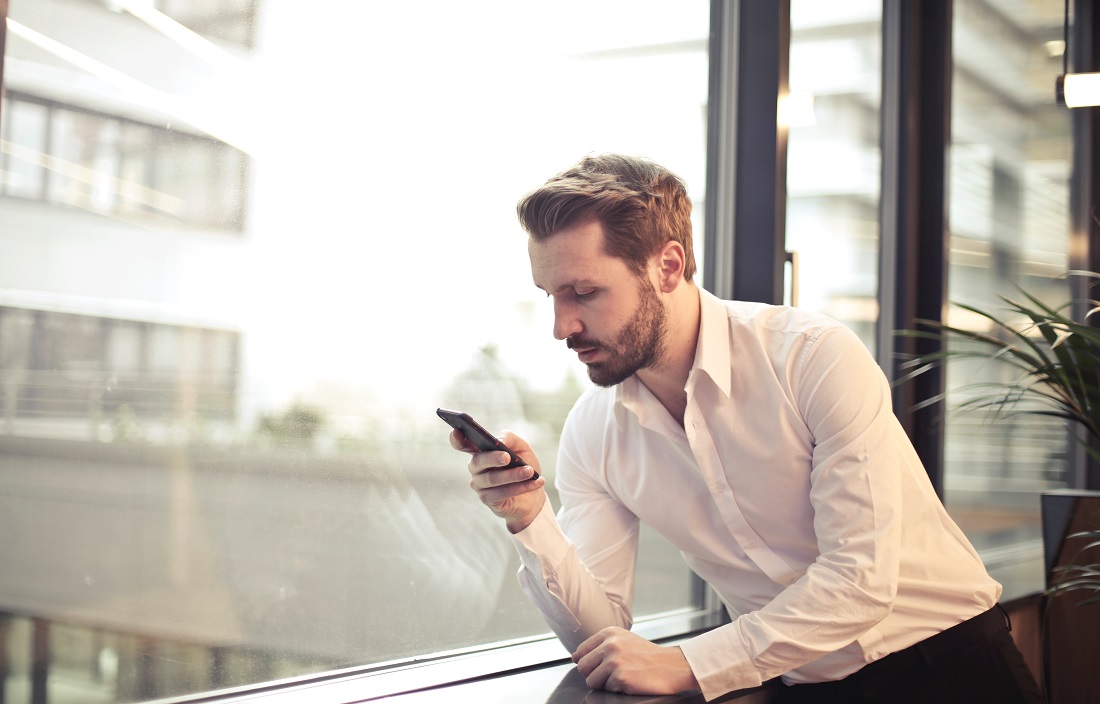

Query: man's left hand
left=572, top=627, right=700, bottom=695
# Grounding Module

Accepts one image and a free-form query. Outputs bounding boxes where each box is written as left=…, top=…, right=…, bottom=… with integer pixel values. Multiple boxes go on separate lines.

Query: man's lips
left=567, top=339, right=602, bottom=363
left=575, top=347, right=600, bottom=363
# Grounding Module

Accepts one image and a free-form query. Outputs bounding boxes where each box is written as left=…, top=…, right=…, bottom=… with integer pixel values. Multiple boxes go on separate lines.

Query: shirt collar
left=614, top=287, right=732, bottom=426
left=689, top=287, right=733, bottom=399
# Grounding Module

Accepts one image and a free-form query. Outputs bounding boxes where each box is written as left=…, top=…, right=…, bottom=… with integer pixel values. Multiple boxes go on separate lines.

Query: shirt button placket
left=687, top=415, right=716, bottom=481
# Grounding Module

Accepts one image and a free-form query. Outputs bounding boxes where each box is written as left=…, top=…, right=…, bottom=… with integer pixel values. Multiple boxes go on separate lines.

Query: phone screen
left=436, top=408, right=538, bottom=478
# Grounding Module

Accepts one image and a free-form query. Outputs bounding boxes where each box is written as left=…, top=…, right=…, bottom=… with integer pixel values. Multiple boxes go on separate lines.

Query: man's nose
left=552, top=300, right=582, bottom=341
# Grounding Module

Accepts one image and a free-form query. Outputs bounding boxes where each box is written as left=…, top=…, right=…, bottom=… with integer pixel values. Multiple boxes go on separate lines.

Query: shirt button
left=745, top=540, right=756, bottom=548
left=712, top=483, right=725, bottom=494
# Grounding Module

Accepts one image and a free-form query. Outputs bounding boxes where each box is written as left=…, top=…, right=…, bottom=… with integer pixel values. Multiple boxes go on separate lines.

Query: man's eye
left=575, top=289, right=596, bottom=299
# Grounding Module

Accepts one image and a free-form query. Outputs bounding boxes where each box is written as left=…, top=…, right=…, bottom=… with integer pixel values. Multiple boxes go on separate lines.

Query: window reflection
left=0, top=0, right=709, bottom=701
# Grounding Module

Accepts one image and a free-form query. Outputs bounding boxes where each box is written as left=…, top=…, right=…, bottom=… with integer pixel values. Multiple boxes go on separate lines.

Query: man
left=449, top=154, right=1044, bottom=703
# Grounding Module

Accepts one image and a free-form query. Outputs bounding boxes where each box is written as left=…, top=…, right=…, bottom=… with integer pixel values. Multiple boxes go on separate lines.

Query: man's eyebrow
left=537, top=280, right=600, bottom=295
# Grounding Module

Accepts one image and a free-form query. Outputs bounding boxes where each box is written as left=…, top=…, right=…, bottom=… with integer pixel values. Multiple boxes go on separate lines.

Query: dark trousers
left=771, top=606, right=1046, bottom=704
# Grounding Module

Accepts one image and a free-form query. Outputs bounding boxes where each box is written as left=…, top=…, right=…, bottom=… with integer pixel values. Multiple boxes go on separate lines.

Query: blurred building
left=2, top=0, right=251, bottom=444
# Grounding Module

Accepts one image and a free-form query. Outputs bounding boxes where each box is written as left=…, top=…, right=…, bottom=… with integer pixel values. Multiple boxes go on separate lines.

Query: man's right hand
left=450, top=429, right=546, bottom=533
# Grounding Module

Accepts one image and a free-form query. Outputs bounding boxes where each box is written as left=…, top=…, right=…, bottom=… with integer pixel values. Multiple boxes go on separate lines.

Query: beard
left=567, top=276, right=669, bottom=388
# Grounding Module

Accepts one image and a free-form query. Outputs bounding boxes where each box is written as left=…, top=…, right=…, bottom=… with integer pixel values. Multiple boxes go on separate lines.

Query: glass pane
left=151, top=131, right=247, bottom=231
left=785, top=0, right=883, bottom=351
left=947, top=0, right=1073, bottom=596
left=0, top=1, right=710, bottom=700
left=155, top=0, right=259, bottom=49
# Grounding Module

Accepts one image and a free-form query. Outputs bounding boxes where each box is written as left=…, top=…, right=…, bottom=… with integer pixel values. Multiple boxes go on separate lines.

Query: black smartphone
left=436, top=408, right=539, bottom=479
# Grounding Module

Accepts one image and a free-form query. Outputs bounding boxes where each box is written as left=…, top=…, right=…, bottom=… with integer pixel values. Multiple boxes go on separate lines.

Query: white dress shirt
left=510, top=288, right=1000, bottom=701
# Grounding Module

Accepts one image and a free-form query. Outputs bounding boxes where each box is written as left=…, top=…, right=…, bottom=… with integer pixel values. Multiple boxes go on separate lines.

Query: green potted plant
left=898, top=277, right=1100, bottom=456
left=897, top=276, right=1100, bottom=702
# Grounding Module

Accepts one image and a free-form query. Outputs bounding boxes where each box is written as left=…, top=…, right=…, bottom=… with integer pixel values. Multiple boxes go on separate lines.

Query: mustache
left=566, top=336, right=602, bottom=351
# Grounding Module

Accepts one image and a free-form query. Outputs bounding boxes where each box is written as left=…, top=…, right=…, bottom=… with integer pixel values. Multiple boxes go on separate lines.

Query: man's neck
left=636, top=284, right=701, bottom=426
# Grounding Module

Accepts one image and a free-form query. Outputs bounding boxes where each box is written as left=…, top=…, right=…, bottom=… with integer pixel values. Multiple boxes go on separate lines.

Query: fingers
left=449, top=428, right=478, bottom=453
left=470, top=460, right=537, bottom=487
left=465, top=443, right=542, bottom=510
left=573, top=628, right=616, bottom=673
left=469, top=468, right=543, bottom=510
left=449, top=429, right=536, bottom=473
left=574, top=632, right=616, bottom=692
left=572, top=630, right=603, bottom=664
left=573, top=628, right=663, bottom=695
left=583, top=662, right=616, bottom=693
left=497, top=429, right=531, bottom=453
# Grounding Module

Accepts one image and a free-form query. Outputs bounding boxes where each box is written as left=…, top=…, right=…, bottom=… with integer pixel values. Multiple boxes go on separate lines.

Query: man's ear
left=654, top=241, right=687, bottom=292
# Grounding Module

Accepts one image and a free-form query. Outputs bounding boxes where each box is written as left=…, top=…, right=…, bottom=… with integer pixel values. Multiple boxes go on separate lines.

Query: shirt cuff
left=678, top=623, right=762, bottom=701
left=510, top=498, right=572, bottom=577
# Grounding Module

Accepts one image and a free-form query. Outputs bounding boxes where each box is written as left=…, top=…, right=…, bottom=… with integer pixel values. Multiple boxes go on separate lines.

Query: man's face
left=529, top=219, right=668, bottom=387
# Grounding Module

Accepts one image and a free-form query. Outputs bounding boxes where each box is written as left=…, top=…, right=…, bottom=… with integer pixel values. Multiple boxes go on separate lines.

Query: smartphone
left=436, top=408, right=538, bottom=479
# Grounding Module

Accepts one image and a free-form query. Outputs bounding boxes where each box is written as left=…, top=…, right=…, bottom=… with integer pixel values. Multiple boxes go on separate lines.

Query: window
left=0, top=307, right=239, bottom=432
left=945, top=0, right=1073, bottom=594
left=786, top=0, right=882, bottom=349
left=5, top=1, right=1086, bottom=701
left=0, top=1, right=711, bottom=701
left=0, top=92, right=249, bottom=234
left=0, top=97, right=49, bottom=200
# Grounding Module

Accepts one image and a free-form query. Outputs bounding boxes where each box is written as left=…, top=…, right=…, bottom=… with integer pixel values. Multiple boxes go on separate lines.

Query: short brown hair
left=516, top=154, right=696, bottom=281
